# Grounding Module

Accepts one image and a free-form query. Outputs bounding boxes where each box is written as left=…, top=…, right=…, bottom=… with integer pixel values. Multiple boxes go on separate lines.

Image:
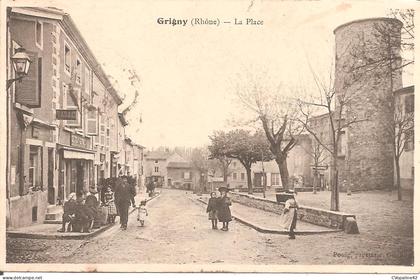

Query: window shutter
left=86, top=108, right=98, bottom=135
left=65, top=88, right=81, bottom=127
left=15, top=51, right=41, bottom=107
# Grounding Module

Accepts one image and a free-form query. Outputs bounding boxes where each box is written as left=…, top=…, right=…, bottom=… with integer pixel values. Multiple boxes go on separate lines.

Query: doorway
left=76, top=161, right=84, bottom=194
left=47, top=148, right=55, bottom=204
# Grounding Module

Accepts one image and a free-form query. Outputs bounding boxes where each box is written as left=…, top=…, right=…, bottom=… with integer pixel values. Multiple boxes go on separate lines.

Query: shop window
left=271, top=173, right=280, bottom=186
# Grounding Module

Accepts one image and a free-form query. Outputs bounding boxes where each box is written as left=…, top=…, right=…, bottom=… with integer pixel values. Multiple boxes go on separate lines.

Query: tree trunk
left=330, top=156, right=339, bottom=211
left=246, top=167, right=253, bottom=194
left=395, top=157, right=402, bottom=201
left=276, top=157, right=289, bottom=190
left=312, top=171, right=317, bottom=194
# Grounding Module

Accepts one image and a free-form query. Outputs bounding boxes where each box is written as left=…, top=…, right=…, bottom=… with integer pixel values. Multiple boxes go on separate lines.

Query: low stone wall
left=8, top=191, right=48, bottom=228
left=229, top=192, right=356, bottom=230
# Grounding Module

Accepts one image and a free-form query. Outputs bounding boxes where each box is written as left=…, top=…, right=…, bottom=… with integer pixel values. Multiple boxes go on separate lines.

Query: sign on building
left=56, top=109, right=78, bottom=120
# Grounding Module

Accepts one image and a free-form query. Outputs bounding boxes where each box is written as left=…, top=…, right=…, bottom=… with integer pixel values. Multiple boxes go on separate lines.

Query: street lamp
left=7, top=47, right=31, bottom=89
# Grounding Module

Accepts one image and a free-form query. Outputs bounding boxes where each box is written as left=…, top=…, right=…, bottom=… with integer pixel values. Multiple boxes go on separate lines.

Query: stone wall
left=229, top=192, right=356, bottom=229
left=8, top=190, right=48, bottom=228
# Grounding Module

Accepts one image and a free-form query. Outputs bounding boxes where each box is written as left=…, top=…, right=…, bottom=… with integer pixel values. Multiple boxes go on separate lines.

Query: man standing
left=114, top=176, right=135, bottom=230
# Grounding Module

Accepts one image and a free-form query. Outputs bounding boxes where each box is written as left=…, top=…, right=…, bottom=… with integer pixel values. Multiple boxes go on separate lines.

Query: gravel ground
left=6, top=189, right=413, bottom=266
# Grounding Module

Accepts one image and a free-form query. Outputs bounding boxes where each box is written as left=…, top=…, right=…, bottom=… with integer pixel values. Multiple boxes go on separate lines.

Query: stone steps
left=45, top=205, right=63, bottom=223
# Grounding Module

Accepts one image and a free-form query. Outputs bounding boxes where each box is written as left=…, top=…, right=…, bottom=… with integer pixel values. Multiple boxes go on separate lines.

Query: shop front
left=57, top=133, right=95, bottom=202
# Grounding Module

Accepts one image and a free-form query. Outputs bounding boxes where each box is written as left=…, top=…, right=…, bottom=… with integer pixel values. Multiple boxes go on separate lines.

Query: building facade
left=6, top=7, right=144, bottom=228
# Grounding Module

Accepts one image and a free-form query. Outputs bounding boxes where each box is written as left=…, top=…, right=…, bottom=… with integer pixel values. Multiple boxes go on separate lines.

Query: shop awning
left=63, top=150, right=95, bottom=160
left=60, top=145, right=95, bottom=161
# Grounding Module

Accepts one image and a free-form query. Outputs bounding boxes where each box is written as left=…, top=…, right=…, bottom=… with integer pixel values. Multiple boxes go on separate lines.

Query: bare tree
left=300, top=137, right=328, bottom=194
left=190, top=147, right=211, bottom=194
left=235, top=71, right=305, bottom=189
left=297, top=63, right=365, bottom=211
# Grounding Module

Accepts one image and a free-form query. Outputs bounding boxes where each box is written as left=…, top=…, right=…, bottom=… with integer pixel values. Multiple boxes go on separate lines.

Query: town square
left=2, top=0, right=416, bottom=271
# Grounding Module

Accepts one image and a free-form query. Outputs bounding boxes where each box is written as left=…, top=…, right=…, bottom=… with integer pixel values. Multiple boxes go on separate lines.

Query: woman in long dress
left=280, top=191, right=299, bottom=239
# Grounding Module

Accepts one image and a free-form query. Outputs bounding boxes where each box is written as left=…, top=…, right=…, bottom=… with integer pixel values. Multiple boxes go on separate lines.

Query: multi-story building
left=5, top=7, right=143, bottom=228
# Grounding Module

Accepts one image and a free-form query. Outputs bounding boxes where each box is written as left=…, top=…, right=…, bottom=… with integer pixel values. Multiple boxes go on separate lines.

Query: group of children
left=206, top=187, right=299, bottom=239
left=206, top=187, right=232, bottom=231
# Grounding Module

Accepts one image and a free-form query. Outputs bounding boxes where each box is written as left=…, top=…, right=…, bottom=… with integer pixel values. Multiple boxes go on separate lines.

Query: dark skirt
left=218, top=205, right=232, bottom=222
left=208, top=210, right=218, bottom=220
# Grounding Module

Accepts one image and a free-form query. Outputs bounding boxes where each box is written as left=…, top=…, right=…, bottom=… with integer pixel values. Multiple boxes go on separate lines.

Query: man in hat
left=217, top=186, right=232, bottom=231
left=114, top=176, right=135, bottom=230
left=280, top=190, right=299, bottom=239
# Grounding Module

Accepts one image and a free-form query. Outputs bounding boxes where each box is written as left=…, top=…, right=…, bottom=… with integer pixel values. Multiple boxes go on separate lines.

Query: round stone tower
left=333, top=18, right=403, bottom=191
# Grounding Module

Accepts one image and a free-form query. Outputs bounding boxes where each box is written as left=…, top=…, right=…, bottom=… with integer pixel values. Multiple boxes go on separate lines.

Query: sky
left=9, top=0, right=415, bottom=149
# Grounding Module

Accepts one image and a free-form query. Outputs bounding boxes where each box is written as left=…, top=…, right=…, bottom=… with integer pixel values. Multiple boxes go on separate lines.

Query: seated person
left=85, top=187, right=100, bottom=229
left=58, top=192, right=76, bottom=232
left=73, top=192, right=94, bottom=233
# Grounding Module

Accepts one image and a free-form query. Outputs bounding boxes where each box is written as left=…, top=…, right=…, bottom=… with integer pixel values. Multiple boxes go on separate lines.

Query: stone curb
left=192, top=197, right=341, bottom=236
left=7, top=192, right=161, bottom=240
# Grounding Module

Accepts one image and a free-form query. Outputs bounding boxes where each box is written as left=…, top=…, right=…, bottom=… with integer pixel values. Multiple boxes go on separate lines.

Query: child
left=280, top=190, right=299, bottom=239
left=206, top=192, right=219, bottom=229
left=104, top=186, right=117, bottom=224
left=218, top=187, right=232, bottom=231
left=137, top=200, right=148, bottom=227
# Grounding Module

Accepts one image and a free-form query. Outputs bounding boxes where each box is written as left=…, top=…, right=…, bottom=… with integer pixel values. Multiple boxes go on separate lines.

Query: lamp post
left=7, top=47, right=31, bottom=89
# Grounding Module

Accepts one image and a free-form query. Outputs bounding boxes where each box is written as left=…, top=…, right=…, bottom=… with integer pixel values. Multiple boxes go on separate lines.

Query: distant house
left=167, top=161, right=196, bottom=190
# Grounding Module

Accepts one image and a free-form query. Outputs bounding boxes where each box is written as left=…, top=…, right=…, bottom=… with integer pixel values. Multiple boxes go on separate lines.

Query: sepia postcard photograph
left=0, top=0, right=419, bottom=275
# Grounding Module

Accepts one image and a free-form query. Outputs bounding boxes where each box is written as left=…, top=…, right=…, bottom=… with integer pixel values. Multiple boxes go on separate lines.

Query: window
left=100, top=121, right=105, bottom=146
left=63, top=86, right=81, bottom=127
left=184, top=172, right=191, bottom=180
left=86, top=108, right=98, bottom=135
left=233, top=162, right=237, bottom=168
left=405, top=95, right=414, bottom=114
left=64, top=44, right=71, bottom=74
left=35, top=21, right=42, bottom=48
left=75, top=59, right=81, bottom=84
left=233, top=173, right=237, bottom=180
left=337, top=131, right=346, bottom=156
left=241, top=173, right=245, bottom=180
left=85, top=68, right=91, bottom=97
left=29, top=146, right=42, bottom=188
left=154, top=166, right=159, bottom=173
left=404, top=129, right=414, bottom=151
left=271, top=173, right=280, bottom=186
